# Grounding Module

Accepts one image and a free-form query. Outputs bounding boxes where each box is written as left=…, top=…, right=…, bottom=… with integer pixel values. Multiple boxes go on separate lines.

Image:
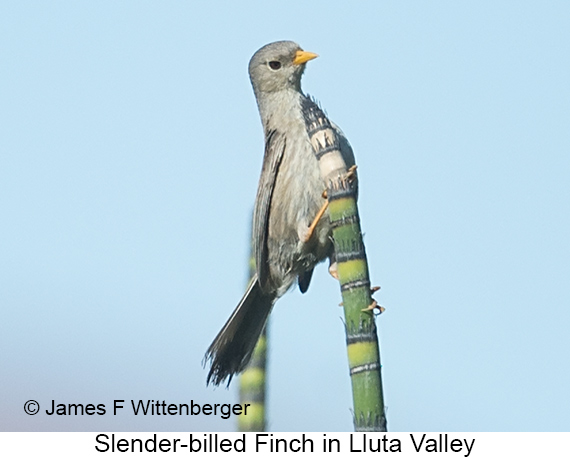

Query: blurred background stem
left=237, top=226, right=267, bottom=432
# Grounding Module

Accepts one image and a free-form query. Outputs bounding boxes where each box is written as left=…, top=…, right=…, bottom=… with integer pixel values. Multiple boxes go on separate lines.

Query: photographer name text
left=43, top=399, right=247, bottom=419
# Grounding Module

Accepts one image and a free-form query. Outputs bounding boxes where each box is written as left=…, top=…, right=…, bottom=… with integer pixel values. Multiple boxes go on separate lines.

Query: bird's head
left=248, top=41, right=318, bottom=95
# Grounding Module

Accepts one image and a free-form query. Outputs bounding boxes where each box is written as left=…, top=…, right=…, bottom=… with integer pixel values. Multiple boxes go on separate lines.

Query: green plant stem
left=237, top=232, right=267, bottom=432
left=304, top=101, right=387, bottom=431
left=329, top=182, right=386, bottom=431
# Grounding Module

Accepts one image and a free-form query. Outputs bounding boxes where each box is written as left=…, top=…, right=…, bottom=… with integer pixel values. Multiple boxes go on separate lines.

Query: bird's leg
left=298, top=190, right=329, bottom=243
left=299, top=167, right=355, bottom=244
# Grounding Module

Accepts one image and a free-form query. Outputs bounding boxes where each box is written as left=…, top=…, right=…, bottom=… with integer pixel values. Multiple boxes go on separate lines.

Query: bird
left=204, top=40, right=356, bottom=386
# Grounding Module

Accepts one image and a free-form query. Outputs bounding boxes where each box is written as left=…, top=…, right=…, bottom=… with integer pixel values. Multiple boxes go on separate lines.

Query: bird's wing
left=253, top=129, right=287, bottom=290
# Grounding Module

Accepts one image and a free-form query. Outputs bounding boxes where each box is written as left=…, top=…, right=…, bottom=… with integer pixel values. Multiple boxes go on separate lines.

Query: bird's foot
left=362, top=299, right=385, bottom=314
left=328, top=260, right=339, bottom=279
left=344, top=165, right=357, bottom=183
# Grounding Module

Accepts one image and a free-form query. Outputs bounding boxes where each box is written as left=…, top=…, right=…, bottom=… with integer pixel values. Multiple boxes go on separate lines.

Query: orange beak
left=293, top=50, right=319, bottom=65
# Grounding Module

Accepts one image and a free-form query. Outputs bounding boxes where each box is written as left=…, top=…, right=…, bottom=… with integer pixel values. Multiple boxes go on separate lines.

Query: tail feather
left=204, top=275, right=275, bottom=386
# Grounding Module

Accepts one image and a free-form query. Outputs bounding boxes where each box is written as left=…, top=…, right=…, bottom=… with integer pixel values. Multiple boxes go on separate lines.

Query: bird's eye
left=268, top=61, right=282, bottom=70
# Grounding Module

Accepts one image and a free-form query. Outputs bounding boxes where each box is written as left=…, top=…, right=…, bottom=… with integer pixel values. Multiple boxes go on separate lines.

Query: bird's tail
left=204, top=275, right=275, bottom=386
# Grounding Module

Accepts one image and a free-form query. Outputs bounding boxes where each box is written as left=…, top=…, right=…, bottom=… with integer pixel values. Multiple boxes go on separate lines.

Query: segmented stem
left=303, top=98, right=387, bottom=431
left=238, top=234, right=267, bottom=431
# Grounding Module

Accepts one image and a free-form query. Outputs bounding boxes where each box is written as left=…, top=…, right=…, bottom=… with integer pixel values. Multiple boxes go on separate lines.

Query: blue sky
left=1, top=1, right=569, bottom=432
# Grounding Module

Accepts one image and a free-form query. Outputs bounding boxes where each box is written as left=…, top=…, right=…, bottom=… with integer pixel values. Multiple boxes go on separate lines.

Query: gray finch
left=205, top=41, right=356, bottom=386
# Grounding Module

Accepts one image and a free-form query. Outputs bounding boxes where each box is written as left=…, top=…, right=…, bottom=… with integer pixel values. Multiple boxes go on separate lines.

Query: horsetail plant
left=237, top=327, right=267, bottom=431
left=303, top=100, right=387, bottom=431
left=237, top=233, right=267, bottom=432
